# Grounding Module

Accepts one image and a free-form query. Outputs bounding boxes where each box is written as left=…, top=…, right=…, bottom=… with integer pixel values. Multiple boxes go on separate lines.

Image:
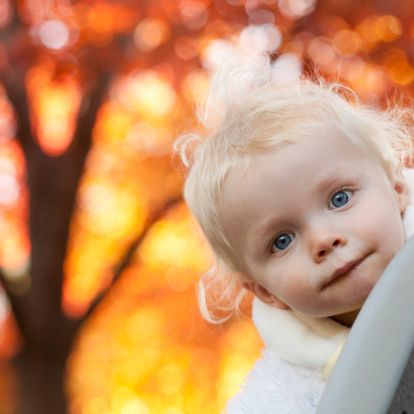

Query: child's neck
left=331, top=309, right=360, bottom=327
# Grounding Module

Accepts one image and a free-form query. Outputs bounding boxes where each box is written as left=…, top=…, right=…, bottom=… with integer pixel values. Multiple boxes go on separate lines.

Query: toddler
left=176, top=46, right=414, bottom=413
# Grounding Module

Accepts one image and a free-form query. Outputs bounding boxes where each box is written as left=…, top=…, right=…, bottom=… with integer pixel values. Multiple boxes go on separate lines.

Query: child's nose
left=312, top=233, right=346, bottom=263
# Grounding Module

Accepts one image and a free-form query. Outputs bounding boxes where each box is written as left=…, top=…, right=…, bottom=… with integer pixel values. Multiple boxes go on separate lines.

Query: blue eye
left=329, top=190, right=352, bottom=209
left=272, top=232, right=294, bottom=252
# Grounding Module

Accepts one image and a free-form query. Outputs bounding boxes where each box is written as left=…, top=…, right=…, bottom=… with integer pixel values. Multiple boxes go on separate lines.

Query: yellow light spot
left=120, top=398, right=150, bottom=414
left=125, top=123, right=172, bottom=156
left=127, top=308, right=164, bottom=343
left=26, top=64, right=81, bottom=156
left=97, top=107, right=134, bottom=144
left=138, top=215, right=211, bottom=272
left=165, top=409, right=184, bottom=414
left=158, top=363, right=185, bottom=395
left=83, top=397, right=110, bottom=414
left=80, top=182, right=146, bottom=237
left=181, top=71, right=209, bottom=103
left=118, top=72, right=176, bottom=118
left=217, top=319, right=262, bottom=404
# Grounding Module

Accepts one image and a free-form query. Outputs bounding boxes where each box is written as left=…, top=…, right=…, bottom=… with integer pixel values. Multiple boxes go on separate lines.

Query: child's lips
left=323, top=254, right=370, bottom=288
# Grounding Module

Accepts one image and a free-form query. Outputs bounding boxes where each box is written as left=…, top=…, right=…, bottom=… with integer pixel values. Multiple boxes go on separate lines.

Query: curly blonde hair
left=175, top=45, right=413, bottom=323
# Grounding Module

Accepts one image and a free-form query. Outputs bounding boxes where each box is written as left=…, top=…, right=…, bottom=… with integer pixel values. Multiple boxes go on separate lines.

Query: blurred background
left=0, top=0, right=414, bottom=413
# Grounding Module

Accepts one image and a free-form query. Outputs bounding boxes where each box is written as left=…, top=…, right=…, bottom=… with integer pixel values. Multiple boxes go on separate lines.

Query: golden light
left=85, top=2, right=115, bottom=45
left=79, top=182, right=146, bottom=237
left=384, top=50, right=414, bottom=86
left=125, top=123, right=173, bottom=157
left=332, top=30, right=361, bottom=57
left=375, top=15, right=402, bottom=42
left=26, top=63, right=81, bottom=156
left=63, top=238, right=114, bottom=317
left=138, top=212, right=212, bottom=274
left=36, top=83, right=80, bottom=155
left=217, top=319, right=263, bottom=404
left=355, top=16, right=380, bottom=52
left=68, top=205, right=261, bottom=414
left=63, top=180, right=148, bottom=317
left=83, top=1, right=137, bottom=45
left=116, top=72, right=176, bottom=119
left=351, top=64, right=388, bottom=102
left=181, top=70, right=209, bottom=104
left=94, top=102, right=134, bottom=144
left=133, top=18, right=170, bottom=51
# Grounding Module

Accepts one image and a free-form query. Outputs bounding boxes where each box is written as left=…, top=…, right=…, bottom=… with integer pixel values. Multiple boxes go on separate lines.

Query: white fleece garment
left=225, top=169, right=414, bottom=414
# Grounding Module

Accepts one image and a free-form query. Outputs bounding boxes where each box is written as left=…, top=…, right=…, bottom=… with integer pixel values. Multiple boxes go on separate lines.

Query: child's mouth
left=324, top=254, right=370, bottom=288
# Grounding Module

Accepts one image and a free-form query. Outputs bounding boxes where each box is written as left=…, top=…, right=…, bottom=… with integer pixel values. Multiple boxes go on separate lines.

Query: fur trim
left=226, top=349, right=325, bottom=414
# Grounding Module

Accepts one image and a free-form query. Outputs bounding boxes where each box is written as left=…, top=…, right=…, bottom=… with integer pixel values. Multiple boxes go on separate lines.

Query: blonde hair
left=175, top=46, right=413, bottom=323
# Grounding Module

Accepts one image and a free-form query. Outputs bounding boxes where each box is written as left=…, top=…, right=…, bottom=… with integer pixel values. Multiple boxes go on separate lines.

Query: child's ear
left=393, top=176, right=409, bottom=214
left=242, top=281, right=290, bottom=310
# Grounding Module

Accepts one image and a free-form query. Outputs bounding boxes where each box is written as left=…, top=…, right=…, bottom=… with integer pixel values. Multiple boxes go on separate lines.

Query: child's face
left=219, top=130, right=408, bottom=321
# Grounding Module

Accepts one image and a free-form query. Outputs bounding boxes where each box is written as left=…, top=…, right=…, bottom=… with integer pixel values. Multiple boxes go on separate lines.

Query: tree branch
left=77, top=195, right=183, bottom=326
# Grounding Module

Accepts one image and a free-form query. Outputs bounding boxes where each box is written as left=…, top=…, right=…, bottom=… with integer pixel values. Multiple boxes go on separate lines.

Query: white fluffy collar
left=252, top=169, right=414, bottom=373
left=252, top=299, right=348, bottom=371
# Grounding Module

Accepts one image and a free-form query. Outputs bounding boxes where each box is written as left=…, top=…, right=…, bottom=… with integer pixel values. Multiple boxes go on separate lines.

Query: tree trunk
left=13, top=348, right=68, bottom=414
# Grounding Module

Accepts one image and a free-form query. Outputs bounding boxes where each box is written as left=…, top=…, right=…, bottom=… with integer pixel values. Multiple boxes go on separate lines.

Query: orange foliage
left=67, top=205, right=262, bottom=414
left=26, top=60, right=81, bottom=156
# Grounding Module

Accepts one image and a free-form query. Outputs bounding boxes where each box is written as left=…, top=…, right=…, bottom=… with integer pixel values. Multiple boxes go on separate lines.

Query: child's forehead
left=246, top=133, right=367, bottom=168
left=221, top=131, right=388, bottom=200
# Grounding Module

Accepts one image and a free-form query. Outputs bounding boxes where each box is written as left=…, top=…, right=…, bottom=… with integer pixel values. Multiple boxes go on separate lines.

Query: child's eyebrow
left=247, top=217, right=282, bottom=255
